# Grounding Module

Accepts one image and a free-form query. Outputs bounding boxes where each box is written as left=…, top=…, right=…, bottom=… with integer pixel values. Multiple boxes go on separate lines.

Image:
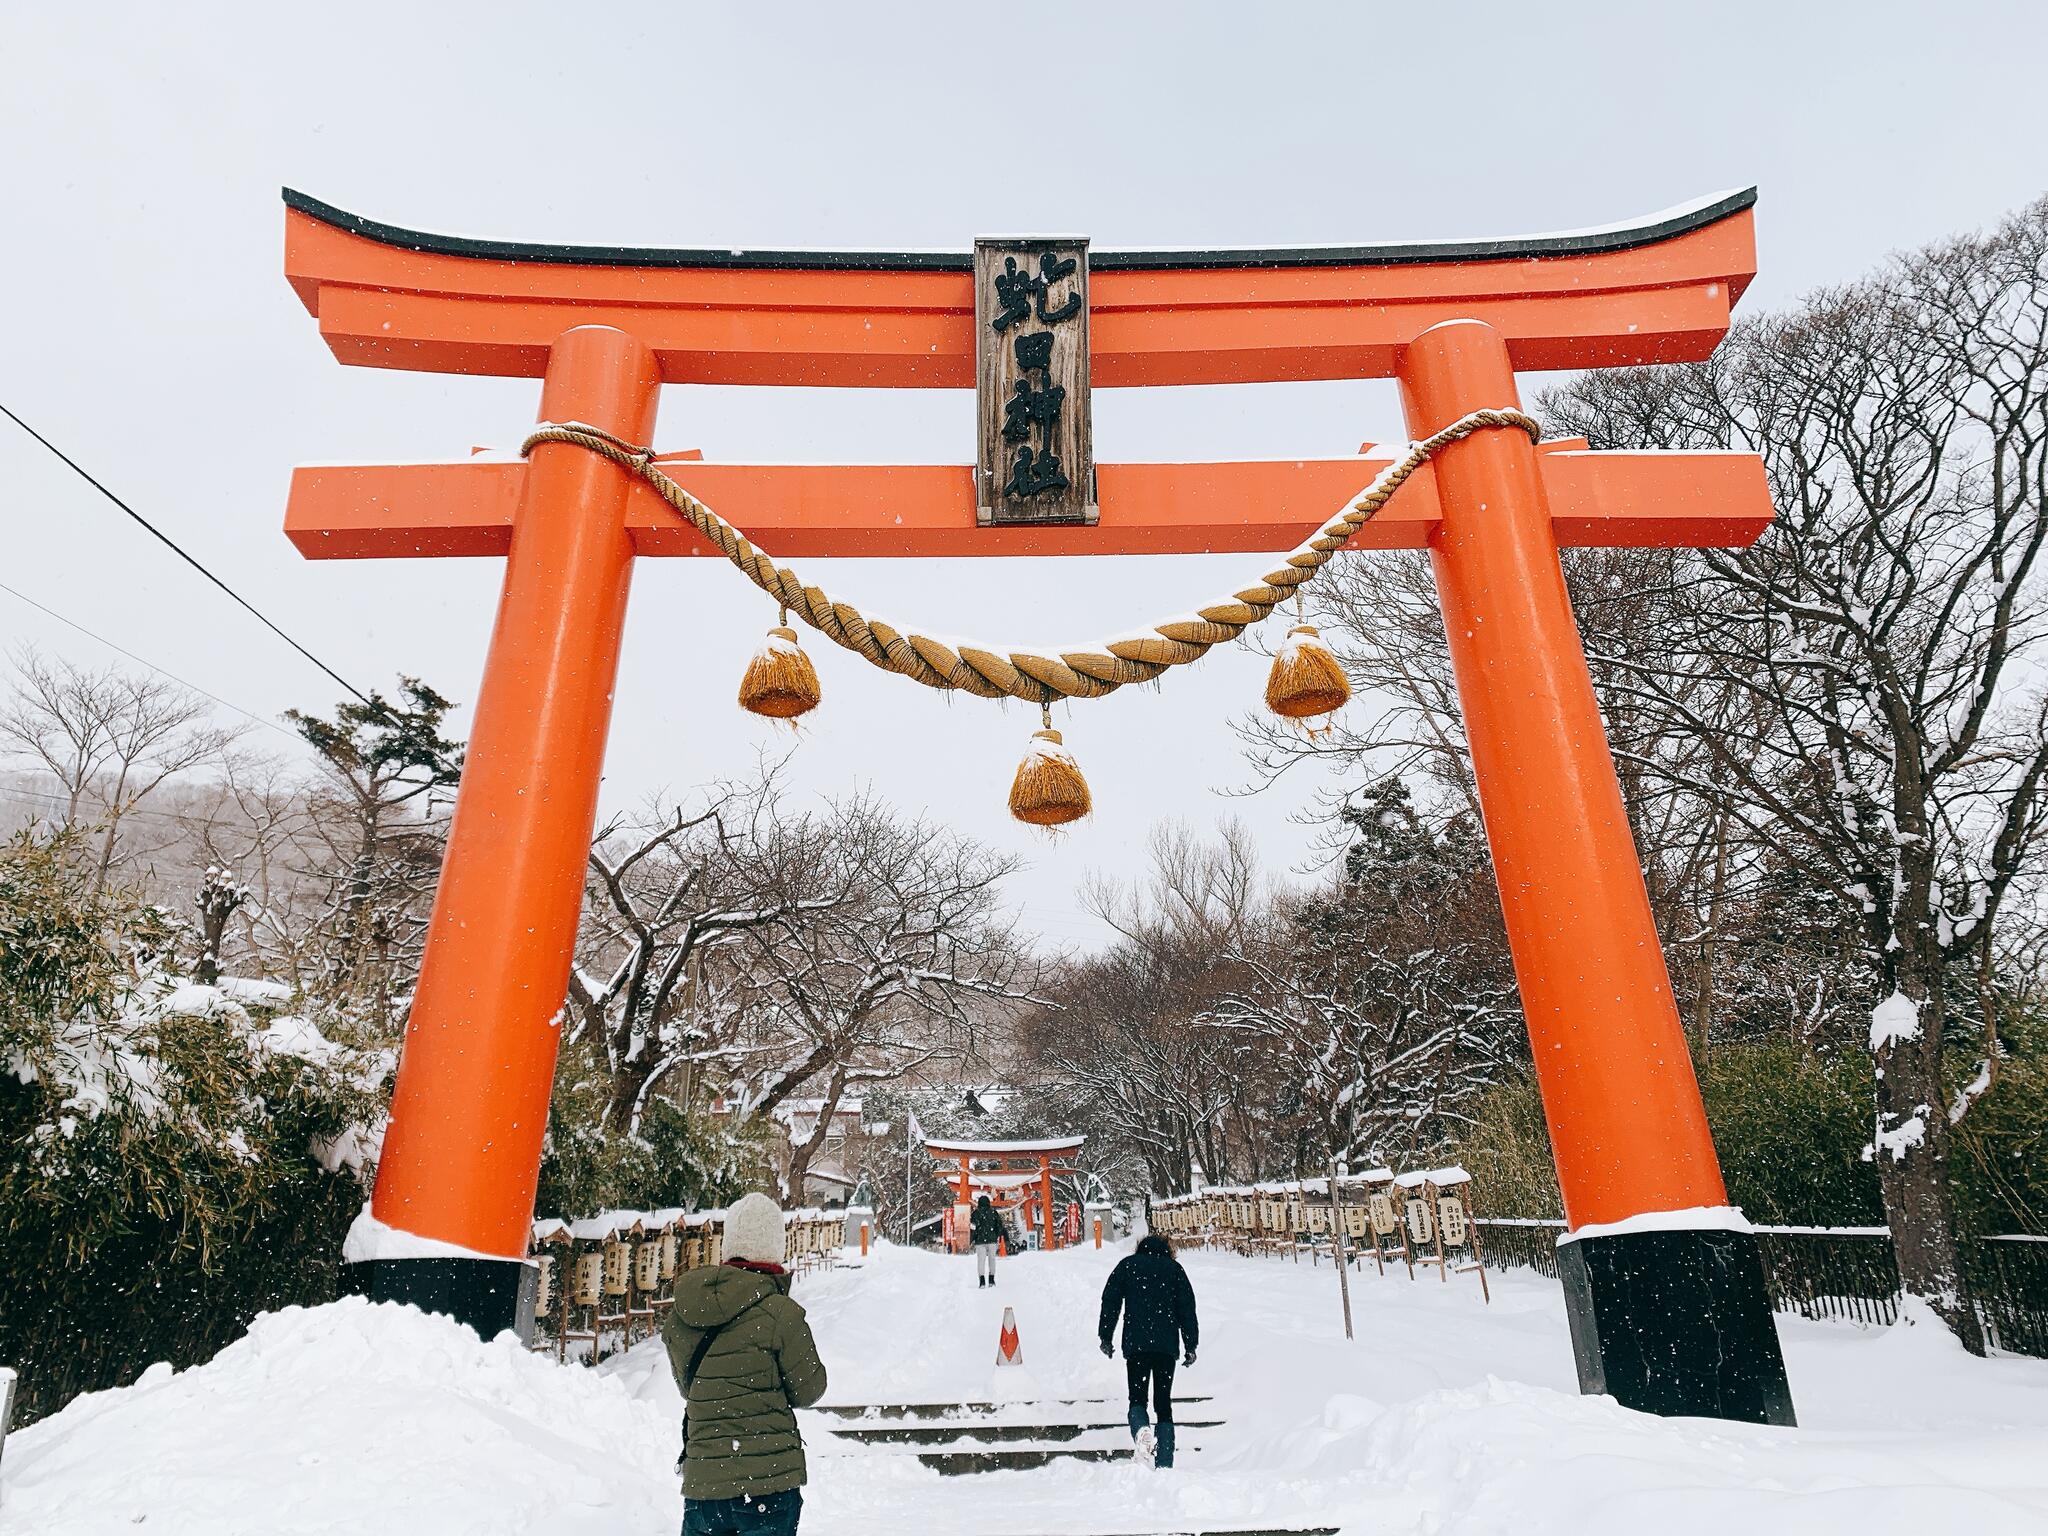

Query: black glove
left=1100, top=1339, right=1114, bottom=1358
left=1182, top=1347, right=1197, bottom=1367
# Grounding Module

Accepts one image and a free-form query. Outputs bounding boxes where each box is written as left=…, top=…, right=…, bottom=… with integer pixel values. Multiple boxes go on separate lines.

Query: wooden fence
left=526, top=1205, right=848, bottom=1366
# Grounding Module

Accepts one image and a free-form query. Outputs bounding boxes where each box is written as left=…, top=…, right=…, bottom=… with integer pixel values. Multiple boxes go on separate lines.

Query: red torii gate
left=280, top=187, right=1791, bottom=1425
left=925, top=1136, right=1084, bottom=1252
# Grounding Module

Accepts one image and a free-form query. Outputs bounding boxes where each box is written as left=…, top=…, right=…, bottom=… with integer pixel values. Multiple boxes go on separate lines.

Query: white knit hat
left=723, top=1192, right=787, bottom=1266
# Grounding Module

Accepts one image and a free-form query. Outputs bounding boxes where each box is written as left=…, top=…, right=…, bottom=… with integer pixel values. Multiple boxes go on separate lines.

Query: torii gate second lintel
left=285, top=188, right=1792, bottom=1426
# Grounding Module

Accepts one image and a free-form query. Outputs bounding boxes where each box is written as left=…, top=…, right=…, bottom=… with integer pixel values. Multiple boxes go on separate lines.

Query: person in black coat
left=1098, top=1234, right=1198, bottom=1468
left=969, top=1194, right=1005, bottom=1287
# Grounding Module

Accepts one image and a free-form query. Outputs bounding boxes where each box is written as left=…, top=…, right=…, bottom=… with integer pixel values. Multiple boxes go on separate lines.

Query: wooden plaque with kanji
left=975, top=236, right=1097, bottom=526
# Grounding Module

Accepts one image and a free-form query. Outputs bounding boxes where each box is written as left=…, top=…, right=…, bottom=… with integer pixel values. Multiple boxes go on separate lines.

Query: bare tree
left=0, top=648, right=241, bottom=890
left=731, top=796, right=1036, bottom=1198
left=1199, top=782, right=1519, bottom=1168
left=1082, top=818, right=1265, bottom=950
left=564, top=781, right=842, bottom=1136
left=1029, top=825, right=1273, bottom=1193
left=566, top=784, right=1033, bottom=1203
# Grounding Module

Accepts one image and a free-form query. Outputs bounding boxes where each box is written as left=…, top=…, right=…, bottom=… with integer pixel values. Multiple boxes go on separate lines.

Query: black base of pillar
left=1557, top=1224, right=1795, bottom=1426
left=342, top=1256, right=539, bottom=1345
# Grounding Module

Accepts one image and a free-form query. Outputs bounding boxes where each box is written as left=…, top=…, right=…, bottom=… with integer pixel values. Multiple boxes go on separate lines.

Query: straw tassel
left=738, top=622, right=822, bottom=720
left=1265, top=623, right=1350, bottom=721
left=1009, top=708, right=1091, bottom=827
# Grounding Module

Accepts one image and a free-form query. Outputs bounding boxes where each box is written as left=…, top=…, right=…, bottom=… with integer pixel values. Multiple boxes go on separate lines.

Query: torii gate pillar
left=348, top=326, right=659, bottom=1333
left=1400, top=321, right=1792, bottom=1425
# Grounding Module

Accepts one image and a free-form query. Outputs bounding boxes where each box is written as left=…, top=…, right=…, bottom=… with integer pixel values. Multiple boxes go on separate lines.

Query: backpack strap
left=684, top=1293, right=767, bottom=1396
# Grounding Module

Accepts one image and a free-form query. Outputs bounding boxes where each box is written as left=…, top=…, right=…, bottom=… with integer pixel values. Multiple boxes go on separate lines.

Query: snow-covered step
left=912, top=1444, right=1197, bottom=1475
left=824, top=1417, right=1223, bottom=1446
left=812, top=1397, right=1218, bottom=1475
left=812, top=1395, right=1212, bottom=1421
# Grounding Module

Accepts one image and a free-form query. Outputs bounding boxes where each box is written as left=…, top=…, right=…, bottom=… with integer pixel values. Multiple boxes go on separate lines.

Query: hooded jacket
left=663, top=1262, right=828, bottom=1501
left=969, top=1198, right=1005, bottom=1246
left=1099, top=1234, right=1200, bottom=1358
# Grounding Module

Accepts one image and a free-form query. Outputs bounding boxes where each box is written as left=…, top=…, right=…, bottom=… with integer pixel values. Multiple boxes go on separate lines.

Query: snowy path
left=607, top=1239, right=2048, bottom=1534
left=6, top=1238, right=2048, bottom=1534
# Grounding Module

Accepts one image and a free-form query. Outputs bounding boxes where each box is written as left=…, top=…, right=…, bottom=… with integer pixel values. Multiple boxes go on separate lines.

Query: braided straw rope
left=520, top=408, right=1539, bottom=707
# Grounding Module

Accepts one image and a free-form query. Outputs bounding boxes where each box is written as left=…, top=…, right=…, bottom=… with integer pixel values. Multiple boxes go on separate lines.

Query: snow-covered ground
left=5, top=1239, right=2046, bottom=1534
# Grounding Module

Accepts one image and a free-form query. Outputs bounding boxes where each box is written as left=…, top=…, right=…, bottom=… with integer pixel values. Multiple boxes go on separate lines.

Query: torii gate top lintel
left=282, top=185, right=1756, bottom=386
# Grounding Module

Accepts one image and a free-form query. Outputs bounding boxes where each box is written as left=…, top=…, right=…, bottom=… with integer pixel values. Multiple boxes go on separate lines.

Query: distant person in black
left=1098, top=1233, right=1199, bottom=1468
left=969, top=1194, right=1005, bottom=1287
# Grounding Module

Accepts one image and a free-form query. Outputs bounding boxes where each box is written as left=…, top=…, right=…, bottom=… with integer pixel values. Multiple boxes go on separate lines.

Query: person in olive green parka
left=663, top=1192, right=828, bottom=1534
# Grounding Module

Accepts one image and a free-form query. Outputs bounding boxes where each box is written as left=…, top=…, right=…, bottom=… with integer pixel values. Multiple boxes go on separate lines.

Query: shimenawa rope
left=519, top=408, right=1539, bottom=708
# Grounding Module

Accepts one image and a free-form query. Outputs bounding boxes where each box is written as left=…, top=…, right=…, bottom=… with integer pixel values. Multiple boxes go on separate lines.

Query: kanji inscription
left=976, top=237, right=1096, bottom=526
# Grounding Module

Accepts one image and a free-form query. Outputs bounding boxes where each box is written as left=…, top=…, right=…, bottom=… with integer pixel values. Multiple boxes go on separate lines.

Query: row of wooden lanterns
left=1150, top=1167, right=1489, bottom=1302
left=527, top=1204, right=849, bottom=1365
left=736, top=614, right=1350, bottom=828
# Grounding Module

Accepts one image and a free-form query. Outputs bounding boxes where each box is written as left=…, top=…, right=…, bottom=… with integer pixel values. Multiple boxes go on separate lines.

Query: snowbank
left=0, top=1298, right=678, bottom=1536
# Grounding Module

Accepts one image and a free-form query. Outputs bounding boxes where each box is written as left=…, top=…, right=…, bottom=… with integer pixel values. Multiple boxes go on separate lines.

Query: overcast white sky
left=4, top=2, right=2047, bottom=950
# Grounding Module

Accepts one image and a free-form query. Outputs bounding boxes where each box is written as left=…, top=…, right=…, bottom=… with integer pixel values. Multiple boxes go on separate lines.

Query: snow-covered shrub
left=0, top=831, right=385, bottom=1423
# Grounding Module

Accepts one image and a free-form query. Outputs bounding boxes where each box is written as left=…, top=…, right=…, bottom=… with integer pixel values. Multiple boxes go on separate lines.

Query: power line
left=0, top=579, right=301, bottom=742
left=0, top=778, right=240, bottom=831
left=0, top=401, right=372, bottom=705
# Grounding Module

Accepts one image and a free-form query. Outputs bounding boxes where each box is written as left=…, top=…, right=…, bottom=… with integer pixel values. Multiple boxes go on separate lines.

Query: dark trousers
left=682, top=1488, right=802, bottom=1535
left=1125, top=1349, right=1176, bottom=1427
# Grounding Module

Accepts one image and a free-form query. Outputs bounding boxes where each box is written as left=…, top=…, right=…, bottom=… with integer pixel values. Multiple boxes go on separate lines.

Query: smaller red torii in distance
left=925, top=1136, right=1084, bottom=1252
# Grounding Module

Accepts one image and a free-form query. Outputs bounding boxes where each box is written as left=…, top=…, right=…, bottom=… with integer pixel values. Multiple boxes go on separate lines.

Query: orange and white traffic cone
left=995, top=1306, right=1023, bottom=1368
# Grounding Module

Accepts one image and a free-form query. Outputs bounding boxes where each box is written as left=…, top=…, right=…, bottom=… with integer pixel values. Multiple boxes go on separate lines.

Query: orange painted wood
left=285, top=196, right=1756, bottom=386
left=1399, top=320, right=1729, bottom=1232
left=285, top=450, right=1771, bottom=561
left=368, top=326, right=662, bottom=1259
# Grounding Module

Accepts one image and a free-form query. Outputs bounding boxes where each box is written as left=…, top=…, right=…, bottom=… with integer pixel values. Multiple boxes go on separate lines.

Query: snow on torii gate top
left=923, top=1137, right=1086, bottom=1159
left=280, top=187, right=1772, bottom=562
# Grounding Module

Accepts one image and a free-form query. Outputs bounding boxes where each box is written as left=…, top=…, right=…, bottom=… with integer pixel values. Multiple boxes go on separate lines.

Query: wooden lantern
left=1422, top=1167, right=1490, bottom=1302
left=535, top=1253, right=556, bottom=1315
left=1404, top=1193, right=1435, bottom=1247
left=574, top=1249, right=603, bottom=1307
